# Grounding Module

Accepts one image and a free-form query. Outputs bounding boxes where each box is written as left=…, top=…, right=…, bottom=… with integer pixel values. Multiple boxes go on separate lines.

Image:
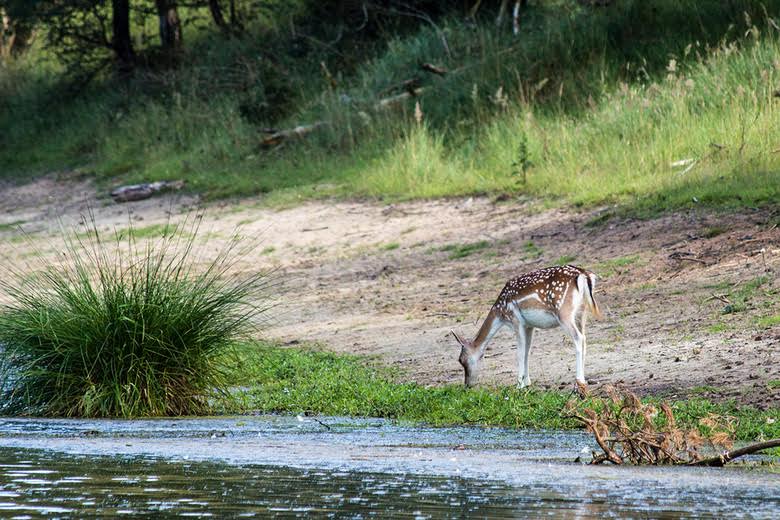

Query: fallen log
left=110, top=180, right=185, bottom=203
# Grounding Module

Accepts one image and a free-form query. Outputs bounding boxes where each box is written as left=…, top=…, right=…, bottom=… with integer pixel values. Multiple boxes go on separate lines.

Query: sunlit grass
left=222, top=344, right=780, bottom=441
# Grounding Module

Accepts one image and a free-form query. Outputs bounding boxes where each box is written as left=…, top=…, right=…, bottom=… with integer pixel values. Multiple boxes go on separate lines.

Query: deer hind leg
left=560, top=315, right=586, bottom=386
left=576, top=310, right=588, bottom=366
left=514, top=325, right=534, bottom=388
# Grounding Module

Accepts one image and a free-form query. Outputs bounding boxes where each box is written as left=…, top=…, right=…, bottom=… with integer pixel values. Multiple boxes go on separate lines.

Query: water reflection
left=0, top=448, right=563, bottom=518
left=0, top=447, right=777, bottom=519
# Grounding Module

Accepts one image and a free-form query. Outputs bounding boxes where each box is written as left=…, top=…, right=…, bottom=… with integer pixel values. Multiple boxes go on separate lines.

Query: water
left=0, top=416, right=777, bottom=518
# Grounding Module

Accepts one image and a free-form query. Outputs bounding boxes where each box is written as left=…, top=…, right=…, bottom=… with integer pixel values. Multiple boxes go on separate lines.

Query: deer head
left=451, top=330, right=481, bottom=387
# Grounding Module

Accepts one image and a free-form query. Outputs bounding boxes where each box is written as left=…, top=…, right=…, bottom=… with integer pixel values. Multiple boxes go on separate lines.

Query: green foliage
left=0, top=218, right=274, bottom=417
left=223, top=344, right=779, bottom=440
left=3, top=1, right=780, bottom=212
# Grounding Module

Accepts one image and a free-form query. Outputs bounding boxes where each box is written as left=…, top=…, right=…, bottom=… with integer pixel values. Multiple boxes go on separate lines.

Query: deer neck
left=471, top=307, right=502, bottom=356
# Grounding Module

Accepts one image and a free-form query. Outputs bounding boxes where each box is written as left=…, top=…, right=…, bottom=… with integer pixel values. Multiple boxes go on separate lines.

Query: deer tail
left=578, top=271, right=603, bottom=320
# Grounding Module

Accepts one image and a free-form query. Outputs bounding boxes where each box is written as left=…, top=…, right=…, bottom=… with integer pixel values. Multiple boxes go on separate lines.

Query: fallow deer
left=451, top=265, right=602, bottom=395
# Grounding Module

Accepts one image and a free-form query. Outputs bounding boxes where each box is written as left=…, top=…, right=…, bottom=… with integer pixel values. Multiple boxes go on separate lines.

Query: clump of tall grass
left=0, top=217, right=274, bottom=417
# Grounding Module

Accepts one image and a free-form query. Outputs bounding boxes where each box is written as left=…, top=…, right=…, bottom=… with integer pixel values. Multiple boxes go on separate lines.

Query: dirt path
left=1, top=175, right=779, bottom=407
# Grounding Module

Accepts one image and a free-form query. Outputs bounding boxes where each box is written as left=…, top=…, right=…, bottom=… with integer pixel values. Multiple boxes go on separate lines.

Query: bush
left=0, top=216, right=274, bottom=417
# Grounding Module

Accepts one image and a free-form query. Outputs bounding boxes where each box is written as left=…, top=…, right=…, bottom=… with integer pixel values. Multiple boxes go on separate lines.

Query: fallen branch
left=110, top=180, right=185, bottom=203
left=420, top=62, right=447, bottom=76
left=260, top=121, right=328, bottom=147
left=259, top=84, right=427, bottom=148
left=564, top=386, right=757, bottom=466
left=691, top=439, right=780, bottom=467
left=375, top=87, right=425, bottom=109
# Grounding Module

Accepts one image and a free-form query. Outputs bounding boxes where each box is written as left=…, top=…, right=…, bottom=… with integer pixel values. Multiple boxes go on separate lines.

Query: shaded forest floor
left=1, top=173, right=778, bottom=408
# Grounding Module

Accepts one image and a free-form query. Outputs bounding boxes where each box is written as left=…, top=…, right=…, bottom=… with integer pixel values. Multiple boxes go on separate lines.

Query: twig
left=311, top=417, right=332, bottom=430
left=706, top=294, right=731, bottom=305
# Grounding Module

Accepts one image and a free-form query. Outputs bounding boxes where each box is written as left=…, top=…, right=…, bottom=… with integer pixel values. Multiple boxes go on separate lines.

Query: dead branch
left=706, top=294, right=731, bottom=305
left=260, top=121, right=328, bottom=147
left=691, top=439, right=780, bottom=467
left=375, top=87, right=425, bottom=109
left=566, top=386, right=750, bottom=466
left=668, top=251, right=708, bottom=265
left=420, top=62, right=447, bottom=76
left=110, top=180, right=185, bottom=203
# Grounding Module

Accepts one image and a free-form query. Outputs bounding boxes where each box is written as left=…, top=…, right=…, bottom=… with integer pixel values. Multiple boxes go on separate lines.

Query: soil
left=1, top=174, right=779, bottom=408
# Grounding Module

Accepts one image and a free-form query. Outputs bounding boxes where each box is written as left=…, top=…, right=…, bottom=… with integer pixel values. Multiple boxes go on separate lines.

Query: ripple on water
left=0, top=416, right=776, bottom=518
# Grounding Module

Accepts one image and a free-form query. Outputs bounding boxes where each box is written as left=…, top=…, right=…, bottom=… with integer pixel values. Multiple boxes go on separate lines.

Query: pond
left=0, top=416, right=777, bottom=518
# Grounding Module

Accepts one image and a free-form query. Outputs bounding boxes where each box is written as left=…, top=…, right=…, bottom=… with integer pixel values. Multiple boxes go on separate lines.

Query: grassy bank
left=222, top=344, right=780, bottom=442
left=2, top=1, right=780, bottom=213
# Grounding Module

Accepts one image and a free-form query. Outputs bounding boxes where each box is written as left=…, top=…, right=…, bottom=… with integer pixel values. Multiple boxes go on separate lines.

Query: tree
left=112, top=0, right=134, bottom=72
left=1, top=0, right=135, bottom=74
left=0, top=6, right=33, bottom=61
left=155, top=0, right=182, bottom=49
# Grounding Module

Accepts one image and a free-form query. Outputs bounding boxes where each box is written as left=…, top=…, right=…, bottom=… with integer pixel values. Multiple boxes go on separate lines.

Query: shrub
left=0, top=216, right=274, bottom=417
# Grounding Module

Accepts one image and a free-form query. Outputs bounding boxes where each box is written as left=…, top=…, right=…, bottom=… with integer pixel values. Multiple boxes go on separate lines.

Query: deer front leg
left=515, top=325, right=533, bottom=388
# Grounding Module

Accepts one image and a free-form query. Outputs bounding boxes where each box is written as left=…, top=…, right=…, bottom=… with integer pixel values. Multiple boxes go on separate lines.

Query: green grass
left=703, top=226, right=727, bottom=238
left=707, top=322, right=728, bottom=334
left=0, top=220, right=27, bottom=232
left=381, top=242, right=400, bottom=251
left=756, top=314, right=780, bottom=328
left=0, top=218, right=274, bottom=417
left=596, top=255, right=641, bottom=276
left=523, top=241, right=543, bottom=259
left=555, top=255, right=577, bottom=265
left=723, top=276, right=770, bottom=314
left=121, top=223, right=176, bottom=239
left=440, top=240, right=491, bottom=260
left=3, top=1, right=780, bottom=213
left=222, top=344, right=779, bottom=441
left=688, top=385, right=719, bottom=395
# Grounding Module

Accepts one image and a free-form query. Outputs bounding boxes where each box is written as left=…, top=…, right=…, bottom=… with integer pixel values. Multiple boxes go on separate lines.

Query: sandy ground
left=1, top=174, right=779, bottom=408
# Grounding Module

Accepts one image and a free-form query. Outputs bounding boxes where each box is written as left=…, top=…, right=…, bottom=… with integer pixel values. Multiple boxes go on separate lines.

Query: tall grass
left=0, top=217, right=274, bottom=417
left=2, top=0, right=780, bottom=210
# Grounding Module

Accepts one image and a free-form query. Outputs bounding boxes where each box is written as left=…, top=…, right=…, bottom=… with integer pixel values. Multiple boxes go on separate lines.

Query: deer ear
left=450, top=330, right=465, bottom=347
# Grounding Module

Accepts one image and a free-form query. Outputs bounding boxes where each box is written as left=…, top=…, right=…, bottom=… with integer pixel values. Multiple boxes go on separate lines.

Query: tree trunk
left=1, top=9, right=33, bottom=61
left=155, top=0, right=182, bottom=49
left=208, top=0, right=228, bottom=31
left=208, top=0, right=242, bottom=35
left=112, top=0, right=135, bottom=73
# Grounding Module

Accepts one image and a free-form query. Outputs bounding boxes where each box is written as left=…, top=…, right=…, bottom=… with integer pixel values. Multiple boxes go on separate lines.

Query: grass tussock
left=223, top=344, right=779, bottom=441
left=0, top=217, right=275, bottom=417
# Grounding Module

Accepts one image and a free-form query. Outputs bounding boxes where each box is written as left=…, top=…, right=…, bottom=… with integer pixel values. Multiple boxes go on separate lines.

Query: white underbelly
left=518, top=308, right=559, bottom=329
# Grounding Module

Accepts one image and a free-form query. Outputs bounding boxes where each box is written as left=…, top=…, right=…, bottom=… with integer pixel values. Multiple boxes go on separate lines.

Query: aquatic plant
left=0, top=216, right=274, bottom=417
